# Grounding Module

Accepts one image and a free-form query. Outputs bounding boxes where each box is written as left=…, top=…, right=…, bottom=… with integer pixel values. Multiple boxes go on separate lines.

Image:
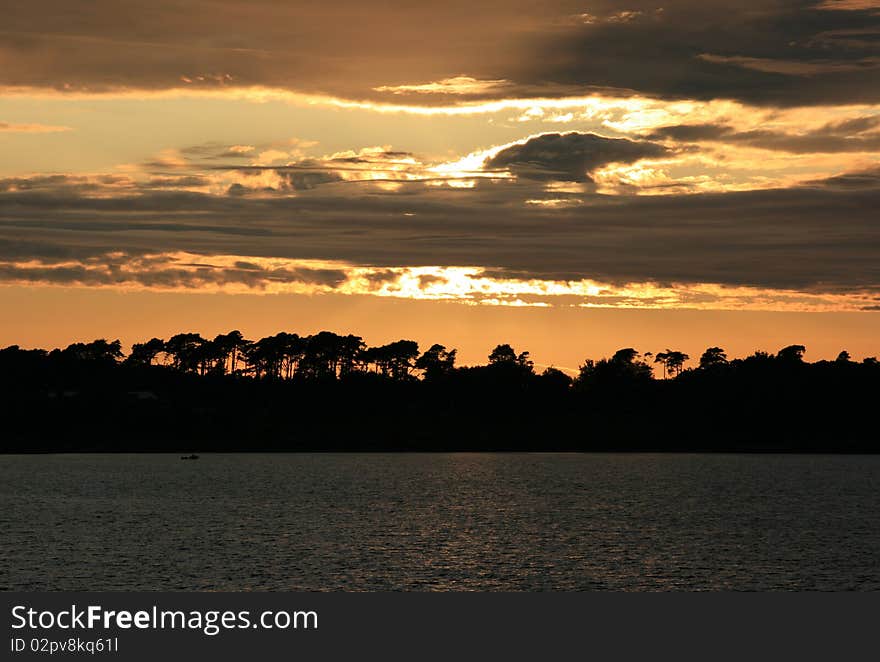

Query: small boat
left=180, top=454, right=199, bottom=460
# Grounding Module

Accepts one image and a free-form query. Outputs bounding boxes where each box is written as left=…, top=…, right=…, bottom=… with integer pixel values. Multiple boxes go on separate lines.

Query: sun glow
left=1, top=252, right=876, bottom=312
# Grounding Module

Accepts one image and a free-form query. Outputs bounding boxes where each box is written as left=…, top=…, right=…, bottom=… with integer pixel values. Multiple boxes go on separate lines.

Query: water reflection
left=1, top=453, right=878, bottom=591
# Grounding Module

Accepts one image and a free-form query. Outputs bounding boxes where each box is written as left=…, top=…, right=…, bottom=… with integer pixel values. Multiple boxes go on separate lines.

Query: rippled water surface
left=2, top=453, right=879, bottom=590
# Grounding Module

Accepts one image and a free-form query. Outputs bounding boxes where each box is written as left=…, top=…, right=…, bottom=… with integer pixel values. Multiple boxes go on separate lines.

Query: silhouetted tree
left=488, top=344, right=517, bottom=365
left=415, top=344, right=457, bottom=380
left=363, top=340, right=420, bottom=380
left=164, top=333, right=208, bottom=373
left=488, top=344, right=534, bottom=373
left=699, top=346, right=728, bottom=370
left=338, top=334, right=366, bottom=377
left=777, top=344, right=807, bottom=362
left=57, top=339, right=123, bottom=364
left=538, top=367, right=573, bottom=391
left=654, top=349, right=689, bottom=379
left=126, top=338, right=166, bottom=367
left=213, top=330, right=250, bottom=375
left=654, top=351, right=670, bottom=379
left=743, top=350, right=774, bottom=366
left=292, top=332, right=366, bottom=379
left=576, top=348, right=653, bottom=388
left=241, top=332, right=303, bottom=379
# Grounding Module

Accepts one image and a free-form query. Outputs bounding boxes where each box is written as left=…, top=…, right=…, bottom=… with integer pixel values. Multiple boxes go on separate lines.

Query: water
left=2, top=453, right=879, bottom=591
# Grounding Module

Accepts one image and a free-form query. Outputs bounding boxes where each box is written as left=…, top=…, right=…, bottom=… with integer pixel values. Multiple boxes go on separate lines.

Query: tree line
left=33, top=331, right=456, bottom=381
left=2, top=330, right=877, bottom=386
left=2, top=331, right=878, bottom=453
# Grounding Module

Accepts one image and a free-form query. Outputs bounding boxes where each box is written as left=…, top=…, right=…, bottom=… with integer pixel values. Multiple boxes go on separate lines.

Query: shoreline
left=4, top=447, right=879, bottom=455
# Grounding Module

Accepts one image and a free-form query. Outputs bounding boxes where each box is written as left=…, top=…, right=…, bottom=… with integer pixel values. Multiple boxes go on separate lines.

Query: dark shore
left=3, top=365, right=877, bottom=454
left=3, top=338, right=878, bottom=454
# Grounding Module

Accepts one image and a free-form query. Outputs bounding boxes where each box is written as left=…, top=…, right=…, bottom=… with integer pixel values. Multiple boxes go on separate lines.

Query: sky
left=1, top=0, right=878, bottom=367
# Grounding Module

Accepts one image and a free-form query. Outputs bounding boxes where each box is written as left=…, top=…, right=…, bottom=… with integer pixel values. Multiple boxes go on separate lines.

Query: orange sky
left=1, top=1, right=878, bottom=359
left=2, top=287, right=876, bottom=370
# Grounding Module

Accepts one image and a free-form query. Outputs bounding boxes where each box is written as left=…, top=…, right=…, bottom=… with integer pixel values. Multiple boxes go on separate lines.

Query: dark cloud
left=647, top=115, right=880, bottom=152
left=3, top=2, right=879, bottom=106
left=0, top=174, right=93, bottom=192
left=523, top=0, right=880, bottom=106
left=647, top=124, right=732, bottom=142
left=180, top=143, right=255, bottom=160
left=804, top=166, right=880, bottom=189
left=142, top=176, right=212, bottom=189
left=0, top=1, right=584, bottom=101
left=220, top=168, right=344, bottom=194
left=176, top=147, right=423, bottom=193
left=486, top=133, right=668, bottom=182
left=226, top=183, right=249, bottom=197
left=0, top=254, right=348, bottom=290
left=275, top=170, right=345, bottom=192
left=328, top=151, right=414, bottom=165
left=1, top=167, right=878, bottom=294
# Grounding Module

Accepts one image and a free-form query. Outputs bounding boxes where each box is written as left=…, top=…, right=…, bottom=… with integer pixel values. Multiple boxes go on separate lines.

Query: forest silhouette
left=1, top=330, right=878, bottom=452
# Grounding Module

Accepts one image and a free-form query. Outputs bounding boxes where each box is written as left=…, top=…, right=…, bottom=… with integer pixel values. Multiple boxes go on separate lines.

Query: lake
left=2, top=453, right=879, bottom=591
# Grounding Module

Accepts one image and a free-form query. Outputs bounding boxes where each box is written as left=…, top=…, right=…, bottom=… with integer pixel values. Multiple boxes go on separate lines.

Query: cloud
left=0, top=1, right=565, bottom=102
left=804, top=166, right=880, bottom=189
left=646, top=115, right=880, bottom=152
left=0, top=121, right=71, bottom=133
left=253, top=149, right=290, bottom=166
left=814, top=1, right=880, bottom=11
left=181, top=143, right=255, bottom=160
left=0, top=252, right=348, bottom=292
left=1, top=2, right=878, bottom=107
left=485, top=132, right=668, bottom=182
left=524, top=1, right=880, bottom=106
left=0, top=251, right=875, bottom=311
left=206, top=144, right=510, bottom=194
left=578, top=8, right=666, bottom=25
left=374, top=76, right=511, bottom=95
left=697, top=54, right=880, bottom=76
left=1, top=165, right=878, bottom=300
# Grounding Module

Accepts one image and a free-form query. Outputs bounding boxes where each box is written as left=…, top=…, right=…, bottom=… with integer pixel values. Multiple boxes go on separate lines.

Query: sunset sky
left=1, top=0, right=878, bottom=368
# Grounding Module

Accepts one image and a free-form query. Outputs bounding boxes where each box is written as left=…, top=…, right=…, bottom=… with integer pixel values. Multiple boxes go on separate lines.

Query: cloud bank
left=1, top=163, right=878, bottom=309
left=2, top=1, right=879, bottom=107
